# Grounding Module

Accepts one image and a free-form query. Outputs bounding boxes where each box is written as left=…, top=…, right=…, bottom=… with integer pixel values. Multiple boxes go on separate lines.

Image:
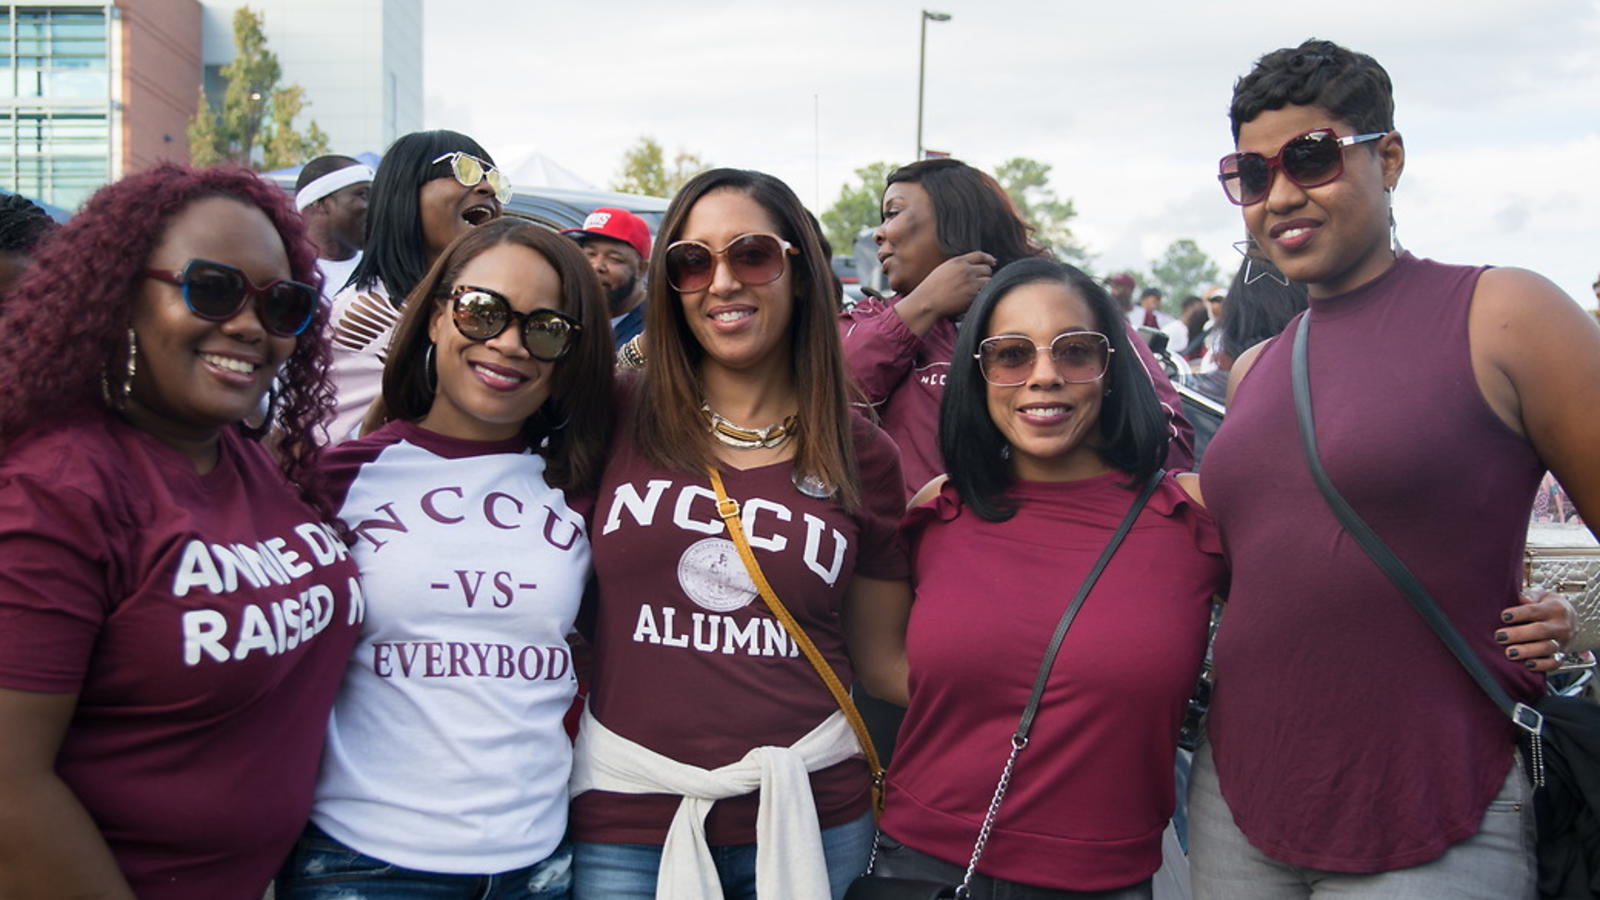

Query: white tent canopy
left=496, top=144, right=596, bottom=190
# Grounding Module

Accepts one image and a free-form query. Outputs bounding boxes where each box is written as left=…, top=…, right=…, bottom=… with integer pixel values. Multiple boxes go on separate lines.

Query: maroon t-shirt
left=573, top=397, right=910, bottom=846
left=881, top=473, right=1224, bottom=891
left=0, top=417, right=364, bottom=898
left=1202, top=254, right=1544, bottom=871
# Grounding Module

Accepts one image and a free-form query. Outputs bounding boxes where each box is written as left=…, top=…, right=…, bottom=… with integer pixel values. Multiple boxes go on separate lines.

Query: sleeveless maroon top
left=1201, top=253, right=1544, bottom=872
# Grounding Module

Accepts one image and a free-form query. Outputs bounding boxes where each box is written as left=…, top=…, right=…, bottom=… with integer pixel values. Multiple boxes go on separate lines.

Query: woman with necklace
left=569, top=168, right=912, bottom=900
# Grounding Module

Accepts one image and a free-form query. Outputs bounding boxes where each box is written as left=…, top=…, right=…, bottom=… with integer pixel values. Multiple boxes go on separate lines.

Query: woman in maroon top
left=570, top=169, right=912, bottom=899
left=1193, top=40, right=1592, bottom=898
left=868, top=257, right=1225, bottom=898
left=840, top=158, right=1194, bottom=500
left=0, top=166, right=362, bottom=898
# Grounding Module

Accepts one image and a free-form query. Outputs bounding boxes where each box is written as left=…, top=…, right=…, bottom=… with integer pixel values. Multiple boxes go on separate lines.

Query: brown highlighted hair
left=380, top=218, right=614, bottom=493
left=636, top=167, right=861, bottom=510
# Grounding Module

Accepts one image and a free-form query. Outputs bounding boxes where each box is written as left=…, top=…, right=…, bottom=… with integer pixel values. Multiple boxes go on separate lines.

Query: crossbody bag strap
left=707, top=466, right=886, bottom=818
left=954, top=467, right=1165, bottom=897
left=1289, top=314, right=1546, bottom=780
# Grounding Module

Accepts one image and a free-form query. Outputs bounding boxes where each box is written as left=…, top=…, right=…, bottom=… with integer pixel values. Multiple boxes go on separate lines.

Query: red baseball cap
left=563, top=207, right=652, bottom=261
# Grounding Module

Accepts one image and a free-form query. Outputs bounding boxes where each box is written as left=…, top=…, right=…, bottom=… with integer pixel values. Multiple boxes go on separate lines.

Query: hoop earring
left=425, top=343, right=438, bottom=394
left=102, top=328, right=137, bottom=408
left=1233, top=238, right=1290, bottom=287
left=240, top=385, right=279, bottom=440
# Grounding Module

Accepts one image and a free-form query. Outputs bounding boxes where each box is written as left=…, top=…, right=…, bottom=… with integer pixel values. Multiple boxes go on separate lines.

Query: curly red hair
left=0, top=163, right=337, bottom=521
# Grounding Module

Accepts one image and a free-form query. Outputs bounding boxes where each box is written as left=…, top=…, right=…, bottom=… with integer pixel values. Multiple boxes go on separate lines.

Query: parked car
left=504, top=186, right=668, bottom=238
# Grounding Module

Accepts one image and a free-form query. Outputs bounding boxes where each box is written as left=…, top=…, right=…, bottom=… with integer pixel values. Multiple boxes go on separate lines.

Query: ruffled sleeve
left=1145, top=471, right=1226, bottom=562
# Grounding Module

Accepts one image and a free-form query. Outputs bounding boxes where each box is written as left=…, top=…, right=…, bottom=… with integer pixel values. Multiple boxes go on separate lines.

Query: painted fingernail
left=1508, top=648, right=1520, bottom=659
left=1526, top=660, right=1540, bottom=670
left=1503, top=612, right=1515, bottom=622
left=1495, top=632, right=1509, bottom=643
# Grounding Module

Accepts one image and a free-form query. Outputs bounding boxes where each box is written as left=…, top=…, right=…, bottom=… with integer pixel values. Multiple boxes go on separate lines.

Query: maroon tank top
left=1201, top=253, right=1544, bottom=872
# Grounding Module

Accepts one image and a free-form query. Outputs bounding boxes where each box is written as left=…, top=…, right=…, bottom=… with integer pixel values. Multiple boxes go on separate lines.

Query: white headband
left=295, top=164, right=375, bottom=211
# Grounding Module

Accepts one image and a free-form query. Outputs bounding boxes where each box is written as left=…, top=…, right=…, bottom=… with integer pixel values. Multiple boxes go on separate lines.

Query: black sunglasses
left=449, top=286, right=582, bottom=362
left=144, top=258, right=318, bottom=338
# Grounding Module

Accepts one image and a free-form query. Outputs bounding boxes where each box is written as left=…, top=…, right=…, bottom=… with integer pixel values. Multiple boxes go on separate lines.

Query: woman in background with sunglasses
left=326, top=129, right=509, bottom=443
left=1192, top=40, right=1594, bottom=898
left=860, top=258, right=1224, bottom=898
left=277, top=218, right=612, bottom=899
left=0, top=164, right=362, bottom=898
left=841, top=157, right=1194, bottom=500
left=569, top=168, right=911, bottom=899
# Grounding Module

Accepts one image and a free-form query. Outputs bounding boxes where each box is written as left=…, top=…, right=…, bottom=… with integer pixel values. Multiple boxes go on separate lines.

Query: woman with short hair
left=1193, top=39, right=1590, bottom=897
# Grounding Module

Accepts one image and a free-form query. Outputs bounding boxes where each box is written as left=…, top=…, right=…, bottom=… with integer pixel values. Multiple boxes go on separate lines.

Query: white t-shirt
left=325, top=282, right=398, bottom=444
left=316, top=252, right=362, bottom=301
left=310, top=420, right=589, bottom=872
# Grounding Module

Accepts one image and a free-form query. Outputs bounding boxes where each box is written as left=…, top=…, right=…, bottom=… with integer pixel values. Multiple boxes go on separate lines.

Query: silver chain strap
left=954, top=734, right=1028, bottom=898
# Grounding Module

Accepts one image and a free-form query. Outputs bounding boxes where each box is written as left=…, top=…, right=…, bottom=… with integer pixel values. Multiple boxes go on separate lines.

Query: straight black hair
left=349, top=129, right=493, bottom=302
left=941, top=257, right=1168, bottom=521
left=884, top=158, right=1045, bottom=268
left=1220, top=256, right=1308, bottom=360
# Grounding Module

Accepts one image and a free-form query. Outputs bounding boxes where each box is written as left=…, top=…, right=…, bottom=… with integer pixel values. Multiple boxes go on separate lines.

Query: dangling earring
left=1233, top=238, right=1290, bottom=287
left=425, top=343, right=438, bottom=394
left=999, top=443, right=1011, bottom=460
left=1386, top=188, right=1402, bottom=256
left=102, top=328, right=137, bottom=408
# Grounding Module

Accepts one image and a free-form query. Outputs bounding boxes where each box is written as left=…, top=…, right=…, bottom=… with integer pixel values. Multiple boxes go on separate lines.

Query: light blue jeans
left=571, top=811, right=875, bottom=899
left=1188, top=741, right=1536, bottom=899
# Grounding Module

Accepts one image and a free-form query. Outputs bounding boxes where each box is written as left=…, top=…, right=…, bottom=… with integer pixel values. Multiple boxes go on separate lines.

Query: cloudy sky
left=423, top=0, right=1600, bottom=306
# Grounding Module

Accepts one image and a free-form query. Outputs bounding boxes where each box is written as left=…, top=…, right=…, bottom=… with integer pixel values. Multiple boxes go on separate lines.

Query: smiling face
left=418, top=164, right=501, bottom=264
left=675, top=187, right=796, bottom=380
left=421, top=242, right=563, bottom=442
left=125, top=196, right=297, bottom=449
left=984, top=280, right=1110, bottom=482
left=1236, top=103, right=1402, bottom=299
left=875, top=180, right=946, bottom=295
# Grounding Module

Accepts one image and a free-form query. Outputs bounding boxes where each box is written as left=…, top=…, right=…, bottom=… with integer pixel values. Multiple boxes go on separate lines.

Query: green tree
left=993, top=157, right=1090, bottom=265
left=1145, top=239, right=1222, bottom=310
left=820, top=161, right=896, bottom=254
left=187, top=6, right=328, bottom=170
left=610, top=136, right=709, bottom=198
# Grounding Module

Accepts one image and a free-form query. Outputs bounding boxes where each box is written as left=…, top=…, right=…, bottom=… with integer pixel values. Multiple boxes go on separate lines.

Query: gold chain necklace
left=701, top=402, right=799, bottom=450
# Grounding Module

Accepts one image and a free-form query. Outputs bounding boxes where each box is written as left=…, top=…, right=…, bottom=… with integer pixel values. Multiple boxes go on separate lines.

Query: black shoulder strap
left=1014, top=467, right=1165, bottom=742
left=1290, top=314, right=1539, bottom=733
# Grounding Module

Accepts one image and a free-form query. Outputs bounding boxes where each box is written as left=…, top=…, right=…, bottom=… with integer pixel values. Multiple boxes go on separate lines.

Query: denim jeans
left=868, top=831, right=1155, bottom=899
left=1187, top=740, right=1536, bottom=900
left=275, top=823, right=573, bottom=900
left=571, top=811, right=875, bottom=899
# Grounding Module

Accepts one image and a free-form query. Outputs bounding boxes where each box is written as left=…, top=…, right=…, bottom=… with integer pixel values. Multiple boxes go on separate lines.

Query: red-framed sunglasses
left=1218, top=128, right=1388, bottom=206
left=143, top=258, right=317, bottom=338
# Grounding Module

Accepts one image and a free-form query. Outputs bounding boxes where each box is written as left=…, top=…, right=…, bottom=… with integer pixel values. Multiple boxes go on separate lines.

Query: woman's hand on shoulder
left=1175, top=472, right=1204, bottom=507
left=1497, top=590, right=1576, bottom=673
left=895, top=252, right=995, bottom=336
left=907, top=474, right=949, bottom=513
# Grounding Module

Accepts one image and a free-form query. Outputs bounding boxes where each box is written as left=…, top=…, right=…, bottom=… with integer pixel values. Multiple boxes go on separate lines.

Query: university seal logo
left=676, top=537, right=757, bottom=612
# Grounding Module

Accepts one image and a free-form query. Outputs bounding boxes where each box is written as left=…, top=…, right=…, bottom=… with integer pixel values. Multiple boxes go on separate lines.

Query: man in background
left=564, top=207, right=652, bottom=347
left=295, top=155, right=372, bottom=299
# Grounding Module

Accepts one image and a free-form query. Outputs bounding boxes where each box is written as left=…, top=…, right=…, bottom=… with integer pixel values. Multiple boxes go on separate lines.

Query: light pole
left=916, top=10, right=950, bottom=162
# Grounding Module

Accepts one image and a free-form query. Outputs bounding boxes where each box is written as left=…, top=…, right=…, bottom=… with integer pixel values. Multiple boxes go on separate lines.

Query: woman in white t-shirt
left=277, top=219, right=614, bottom=899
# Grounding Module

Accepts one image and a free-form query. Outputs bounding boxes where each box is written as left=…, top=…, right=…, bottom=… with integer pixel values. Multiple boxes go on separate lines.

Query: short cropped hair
left=1230, top=39, right=1395, bottom=140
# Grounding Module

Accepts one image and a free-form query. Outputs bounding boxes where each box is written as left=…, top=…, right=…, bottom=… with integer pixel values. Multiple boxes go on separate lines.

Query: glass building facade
left=0, top=4, right=111, bottom=210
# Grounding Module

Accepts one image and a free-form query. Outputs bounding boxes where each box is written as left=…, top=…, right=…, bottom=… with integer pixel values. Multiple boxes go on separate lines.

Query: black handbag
left=845, top=470, right=1165, bottom=900
left=1290, top=312, right=1600, bottom=899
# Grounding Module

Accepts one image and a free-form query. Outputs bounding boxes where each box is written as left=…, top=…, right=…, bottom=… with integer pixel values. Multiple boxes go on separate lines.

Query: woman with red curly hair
left=0, top=164, right=366, bottom=899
